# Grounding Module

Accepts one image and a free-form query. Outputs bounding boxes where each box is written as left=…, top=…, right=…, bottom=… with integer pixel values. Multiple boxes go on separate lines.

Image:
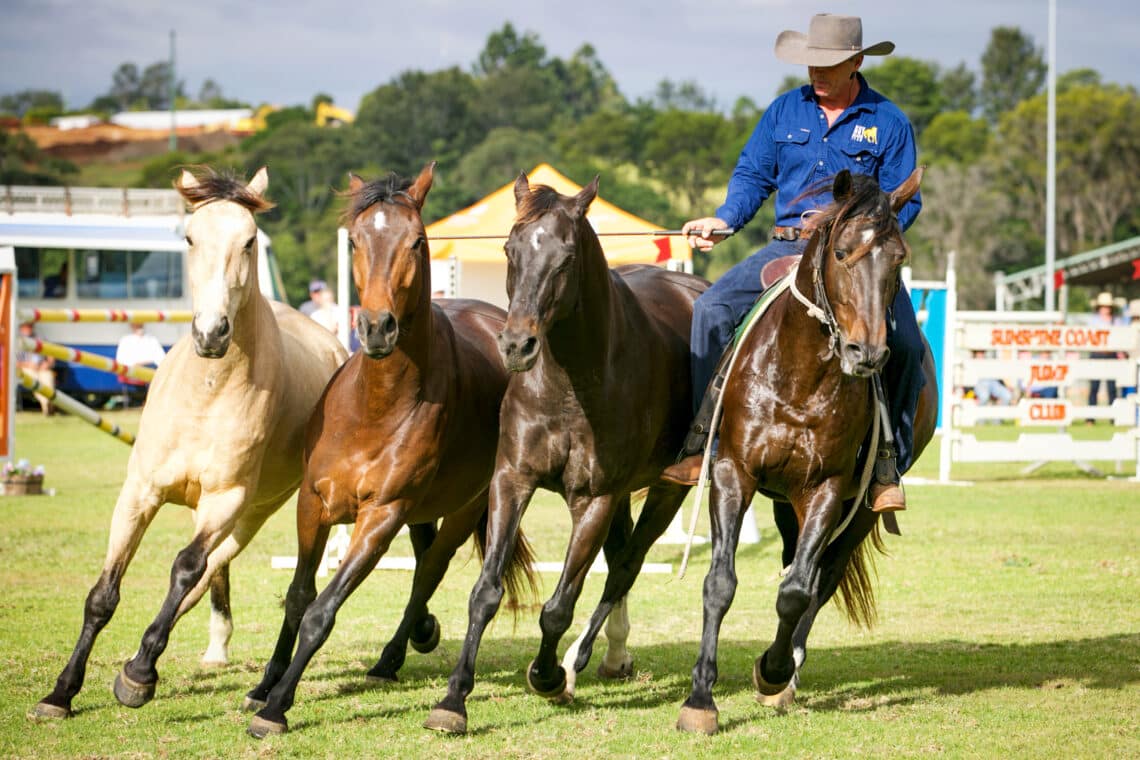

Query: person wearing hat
left=300, top=280, right=327, bottom=317
left=663, top=13, right=924, bottom=515
left=1087, top=291, right=1124, bottom=410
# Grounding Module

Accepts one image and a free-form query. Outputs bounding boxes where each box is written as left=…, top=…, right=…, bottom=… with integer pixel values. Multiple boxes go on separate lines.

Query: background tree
left=863, top=57, right=945, bottom=136
left=939, top=62, right=978, bottom=114
left=0, top=90, right=64, bottom=118
left=110, top=63, right=140, bottom=111
left=980, top=26, right=1046, bottom=122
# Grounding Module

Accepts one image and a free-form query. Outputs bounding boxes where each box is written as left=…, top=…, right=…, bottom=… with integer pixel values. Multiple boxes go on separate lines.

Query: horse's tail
left=834, top=521, right=886, bottom=629
left=472, top=510, right=540, bottom=619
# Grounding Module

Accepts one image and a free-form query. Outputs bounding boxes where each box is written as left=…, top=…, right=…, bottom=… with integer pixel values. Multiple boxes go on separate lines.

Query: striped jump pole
left=20, top=337, right=156, bottom=384
left=18, top=369, right=135, bottom=446
left=18, top=308, right=192, bottom=324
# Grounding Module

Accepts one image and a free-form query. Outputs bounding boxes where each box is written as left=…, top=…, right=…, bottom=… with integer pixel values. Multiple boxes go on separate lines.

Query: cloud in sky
left=2, top=0, right=1137, bottom=112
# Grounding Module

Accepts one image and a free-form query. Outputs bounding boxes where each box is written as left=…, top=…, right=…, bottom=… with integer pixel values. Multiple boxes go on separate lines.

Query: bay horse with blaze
left=244, top=162, right=537, bottom=738
left=425, top=174, right=709, bottom=735
left=676, top=168, right=938, bottom=734
left=31, top=167, right=347, bottom=720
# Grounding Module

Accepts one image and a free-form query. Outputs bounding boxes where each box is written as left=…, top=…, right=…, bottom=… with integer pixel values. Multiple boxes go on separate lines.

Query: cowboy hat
left=1091, top=291, right=1123, bottom=310
left=1127, top=299, right=1140, bottom=319
left=775, top=14, right=895, bottom=67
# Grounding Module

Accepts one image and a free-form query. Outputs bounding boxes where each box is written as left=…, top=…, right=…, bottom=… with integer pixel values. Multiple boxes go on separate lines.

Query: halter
left=787, top=221, right=844, bottom=361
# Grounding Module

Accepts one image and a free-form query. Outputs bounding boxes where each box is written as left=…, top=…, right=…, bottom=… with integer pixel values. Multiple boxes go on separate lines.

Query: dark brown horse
left=676, top=168, right=937, bottom=734
left=243, top=162, right=536, bottom=738
left=424, top=175, right=709, bottom=735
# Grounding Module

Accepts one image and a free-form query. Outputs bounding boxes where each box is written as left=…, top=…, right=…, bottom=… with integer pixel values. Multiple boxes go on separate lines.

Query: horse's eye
left=413, top=236, right=426, bottom=250
left=835, top=249, right=848, bottom=262
left=184, top=235, right=193, bottom=247
left=243, top=236, right=256, bottom=251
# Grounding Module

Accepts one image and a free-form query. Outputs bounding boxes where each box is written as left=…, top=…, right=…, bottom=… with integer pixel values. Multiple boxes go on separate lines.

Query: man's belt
left=771, top=225, right=812, bottom=241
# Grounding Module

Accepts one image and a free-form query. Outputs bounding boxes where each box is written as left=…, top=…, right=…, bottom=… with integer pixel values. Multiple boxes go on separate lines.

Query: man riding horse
left=662, top=13, right=926, bottom=514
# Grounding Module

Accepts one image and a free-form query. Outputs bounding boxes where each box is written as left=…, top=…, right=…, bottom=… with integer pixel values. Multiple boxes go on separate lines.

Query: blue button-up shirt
left=716, top=73, right=921, bottom=233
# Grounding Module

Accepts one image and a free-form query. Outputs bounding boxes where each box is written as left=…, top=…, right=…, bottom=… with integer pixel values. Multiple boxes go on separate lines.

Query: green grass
left=0, top=412, right=1137, bottom=758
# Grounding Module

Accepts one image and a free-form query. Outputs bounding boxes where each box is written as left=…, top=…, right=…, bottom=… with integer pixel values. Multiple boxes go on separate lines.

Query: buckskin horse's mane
left=175, top=167, right=275, bottom=213
left=515, top=184, right=569, bottom=226
left=342, top=173, right=416, bottom=224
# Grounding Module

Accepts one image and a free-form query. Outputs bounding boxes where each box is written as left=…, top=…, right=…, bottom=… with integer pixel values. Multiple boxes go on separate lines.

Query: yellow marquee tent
left=426, top=164, right=691, bottom=308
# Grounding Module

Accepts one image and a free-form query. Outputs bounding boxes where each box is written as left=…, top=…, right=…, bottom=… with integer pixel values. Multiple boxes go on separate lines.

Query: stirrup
left=681, top=349, right=734, bottom=458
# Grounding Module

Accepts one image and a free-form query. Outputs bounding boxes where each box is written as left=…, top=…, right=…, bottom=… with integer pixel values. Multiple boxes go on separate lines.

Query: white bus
left=1, top=184, right=287, bottom=403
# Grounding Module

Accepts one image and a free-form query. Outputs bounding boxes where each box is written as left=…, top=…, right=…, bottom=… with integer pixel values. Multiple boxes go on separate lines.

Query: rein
left=787, top=223, right=843, bottom=361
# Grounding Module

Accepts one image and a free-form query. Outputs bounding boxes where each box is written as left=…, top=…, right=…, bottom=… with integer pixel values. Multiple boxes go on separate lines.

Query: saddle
left=760, top=254, right=801, bottom=290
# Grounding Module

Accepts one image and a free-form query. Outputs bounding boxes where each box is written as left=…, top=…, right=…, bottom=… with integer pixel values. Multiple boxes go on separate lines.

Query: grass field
left=0, top=411, right=1136, bottom=758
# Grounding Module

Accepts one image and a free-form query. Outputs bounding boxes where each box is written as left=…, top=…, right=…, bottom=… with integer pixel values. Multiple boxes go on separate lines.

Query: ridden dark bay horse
left=675, top=168, right=938, bottom=734
left=424, top=174, right=709, bottom=735
left=244, top=162, right=536, bottom=739
left=30, top=168, right=347, bottom=720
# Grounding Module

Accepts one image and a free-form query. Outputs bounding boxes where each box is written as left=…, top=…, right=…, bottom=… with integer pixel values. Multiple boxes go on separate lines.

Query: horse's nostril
left=381, top=313, right=397, bottom=336
left=521, top=336, right=538, bottom=356
left=217, top=316, right=230, bottom=338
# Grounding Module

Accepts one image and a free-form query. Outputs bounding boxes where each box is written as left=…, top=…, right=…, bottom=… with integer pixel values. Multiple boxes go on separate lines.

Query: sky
left=2, top=0, right=1138, bottom=114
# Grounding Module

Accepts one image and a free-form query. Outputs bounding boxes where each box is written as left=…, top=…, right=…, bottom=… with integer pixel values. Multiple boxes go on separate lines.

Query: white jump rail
left=939, top=309, right=1140, bottom=481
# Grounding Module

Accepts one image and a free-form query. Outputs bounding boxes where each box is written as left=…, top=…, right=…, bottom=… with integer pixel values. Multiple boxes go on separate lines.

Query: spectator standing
left=1087, top=292, right=1123, bottom=410
left=299, top=280, right=327, bottom=316
left=16, top=321, right=55, bottom=415
left=309, top=283, right=339, bottom=334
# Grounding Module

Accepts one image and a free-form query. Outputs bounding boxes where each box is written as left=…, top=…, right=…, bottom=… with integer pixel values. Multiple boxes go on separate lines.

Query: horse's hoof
left=423, top=707, right=467, bottom=734
left=757, top=685, right=797, bottom=709
left=28, top=701, right=71, bottom=720
left=752, top=656, right=790, bottom=697
left=526, top=660, right=570, bottom=703
left=410, top=614, right=441, bottom=654
left=241, top=695, right=266, bottom=712
left=365, top=671, right=398, bottom=684
left=597, top=657, right=634, bottom=680
left=676, top=705, right=719, bottom=735
left=247, top=714, right=287, bottom=739
left=113, top=670, right=156, bottom=708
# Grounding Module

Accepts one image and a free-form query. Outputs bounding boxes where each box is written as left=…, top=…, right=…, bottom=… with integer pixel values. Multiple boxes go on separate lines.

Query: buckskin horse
left=244, top=162, right=537, bottom=738
left=424, top=174, right=709, bottom=735
left=31, top=167, right=347, bottom=719
left=675, top=168, right=937, bottom=734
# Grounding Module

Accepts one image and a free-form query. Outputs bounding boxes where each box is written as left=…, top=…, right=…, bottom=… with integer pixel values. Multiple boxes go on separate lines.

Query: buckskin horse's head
left=806, top=167, right=923, bottom=377
left=344, top=162, right=435, bottom=359
left=497, top=173, right=599, bottom=372
left=176, top=167, right=274, bottom=359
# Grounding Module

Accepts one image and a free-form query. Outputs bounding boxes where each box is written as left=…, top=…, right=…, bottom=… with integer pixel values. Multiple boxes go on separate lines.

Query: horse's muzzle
left=192, top=314, right=231, bottom=358
left=841, top=341, right=889, bottom=377
left=356, top=309, right=398, bottom=359
left=497, top=328, right=540, bottom=373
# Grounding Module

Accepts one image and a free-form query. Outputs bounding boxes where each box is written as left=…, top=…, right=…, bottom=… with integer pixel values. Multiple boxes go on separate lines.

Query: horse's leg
left=32, top=477, right=163, bottom=719
left=201, top=563, right=231, bottom=666
left=244, top=488, right=330, bottom=711
left=114, top=488, right=252, bottom=708
left=759, top=507, right=878, bottom=709
left=367, top=501, right=484, bottom=682
left=754, top=478, right=844, bottom=697
left=678, top=459, right=756, bottom=734
left=424, top=471, right=535, bottom=735
left=567, top=483, right=688, bottom=682
left=249, top=503, right=407, bottom=738
left=526, top=492, right=616, bottom=702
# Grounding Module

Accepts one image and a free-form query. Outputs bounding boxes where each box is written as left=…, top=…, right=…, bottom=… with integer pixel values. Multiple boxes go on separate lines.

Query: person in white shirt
left=309, top=283, right=339, bottom=335
left=113, top=323, right=166, bottom=408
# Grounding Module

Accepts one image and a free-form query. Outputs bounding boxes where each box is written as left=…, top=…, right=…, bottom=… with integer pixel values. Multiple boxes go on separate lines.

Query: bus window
left=77, top=249, right=183, bottom=299
left=15, top=247, right=69, bottom=298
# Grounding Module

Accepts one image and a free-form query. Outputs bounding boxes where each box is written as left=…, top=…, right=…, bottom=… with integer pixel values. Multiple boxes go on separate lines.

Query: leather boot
left=870, top=446, right=906, bottom=512
left=661, top=454, right=705, bottom=486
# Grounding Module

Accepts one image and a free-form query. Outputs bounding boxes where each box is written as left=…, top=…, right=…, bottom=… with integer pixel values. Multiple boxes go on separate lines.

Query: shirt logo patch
left=851, top=125, right=878, bottom=144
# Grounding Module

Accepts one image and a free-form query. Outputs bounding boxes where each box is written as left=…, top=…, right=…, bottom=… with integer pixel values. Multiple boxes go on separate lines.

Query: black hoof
left=28, top=701, right=71, bottom=720
left=525, top=659, right=568, bottom=701
left=424, top=706, right=467, bottom=734
left=248, top=713, right=287, bottom=739
left=113, top=669, right=156, bottom=708
left=410, top=614, right=441, bottom=654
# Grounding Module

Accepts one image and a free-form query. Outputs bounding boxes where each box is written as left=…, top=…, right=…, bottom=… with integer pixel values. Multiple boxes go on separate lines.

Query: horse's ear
left=407, top=161, right=436, bottom=208
left=247, top=166, right=269, bottom=198
left=347, top=173, right=365, bottom=193
left=890, top=166, right=925, bottom=213
left=175, top=169, right=198, bottom=192
left=572, top=175, right=599, bottom=218
left=513, top=171, right=530, bottom=208
left=832, top=170, right=852, bottom=202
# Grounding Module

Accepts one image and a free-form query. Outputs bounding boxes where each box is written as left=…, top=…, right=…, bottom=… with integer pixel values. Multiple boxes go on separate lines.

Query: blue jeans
left=690, top=239, right=927, bottom=473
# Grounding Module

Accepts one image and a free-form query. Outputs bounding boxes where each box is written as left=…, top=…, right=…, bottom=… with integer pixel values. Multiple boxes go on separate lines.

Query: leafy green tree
left=111, top=63, right=140, bottom=111
left=920, top=111, right=990, bottom=166
left=355, top=67, right=481, bottom=175
left=653, top=79, right=717, bottom=112
left=138, top=62, right=184, bottom=110
left=550, top=44, right=625, bottom=119
left=0, top=90, right=64, bottom=118
left=863, top=56, right=945, bottom=136
left=775, top=75, right=808, bottom=98
left=474, top=23, right=547, bottom=75
left=0, top=131, right=77, bottom=185
left=940, top=62, right=977, bottom=114
left=555, top=109, right=639, bottom=167
left=1057, top=68, right=1101, bottom=94
left=980, top=26, right=1045, bottom=122
left=451, top=127, right=556, bottom=204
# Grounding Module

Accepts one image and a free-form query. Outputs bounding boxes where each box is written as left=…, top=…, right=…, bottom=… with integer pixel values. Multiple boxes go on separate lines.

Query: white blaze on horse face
left=530, top=226, right=546, bottom=251
left=860, top=227, right=882, bottom=256
left=373, top=210, right=387, bottom=232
